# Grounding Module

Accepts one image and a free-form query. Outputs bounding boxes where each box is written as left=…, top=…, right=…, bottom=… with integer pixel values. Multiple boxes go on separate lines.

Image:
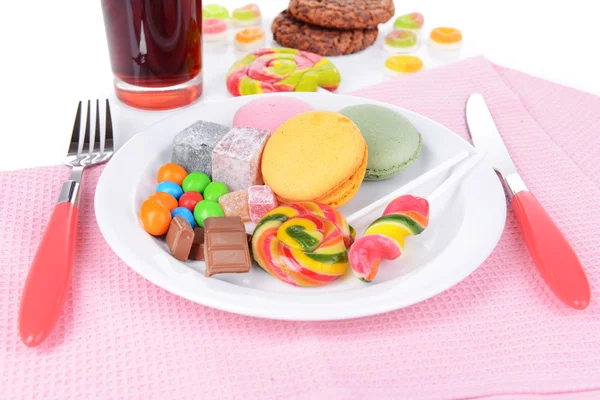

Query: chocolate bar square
left=203, top=217, right=251, bottom=277
left=189, top=228, right=205, bottom=261
left=166, top=216, right=194, bottom=262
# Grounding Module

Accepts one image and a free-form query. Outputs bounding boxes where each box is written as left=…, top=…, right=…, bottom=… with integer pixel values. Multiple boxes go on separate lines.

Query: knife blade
left=466, top=93, right=591, bottom=310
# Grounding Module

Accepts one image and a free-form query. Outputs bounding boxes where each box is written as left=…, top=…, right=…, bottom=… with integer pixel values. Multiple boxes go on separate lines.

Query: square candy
left=218, top=191, right=250, bottom=221
left=211, top=127, right=270, bottom=191
left=248, top=185, right=278, bottom=223
left=171, top=120, right=230, bottom=177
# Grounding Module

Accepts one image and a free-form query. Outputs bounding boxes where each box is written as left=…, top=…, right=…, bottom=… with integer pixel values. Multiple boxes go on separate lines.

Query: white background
left=1, top=0, right=598, bottom=171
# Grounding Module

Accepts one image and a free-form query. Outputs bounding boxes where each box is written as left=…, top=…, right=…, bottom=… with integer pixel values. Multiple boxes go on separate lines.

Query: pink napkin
left=1, top=56, right=599, bottom=399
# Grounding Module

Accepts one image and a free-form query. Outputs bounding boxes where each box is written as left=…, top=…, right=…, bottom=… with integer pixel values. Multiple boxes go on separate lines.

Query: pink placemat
left=1, top=57, right=599, bottom=400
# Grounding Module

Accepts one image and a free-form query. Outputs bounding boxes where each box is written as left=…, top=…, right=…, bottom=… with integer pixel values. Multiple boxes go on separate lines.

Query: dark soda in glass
left=101, top=0, right=203, bottom=110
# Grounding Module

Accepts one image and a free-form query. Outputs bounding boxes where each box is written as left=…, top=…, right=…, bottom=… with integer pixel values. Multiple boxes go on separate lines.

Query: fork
left=18, top=100, right=114, bottom=347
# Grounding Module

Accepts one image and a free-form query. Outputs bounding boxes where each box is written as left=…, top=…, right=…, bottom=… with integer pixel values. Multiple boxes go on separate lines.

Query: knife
left=466, top=93, right=590, bottom=310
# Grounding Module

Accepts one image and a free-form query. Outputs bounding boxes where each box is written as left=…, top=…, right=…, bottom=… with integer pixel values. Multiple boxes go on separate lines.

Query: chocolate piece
left=204, top=217, right=251, bottom=276
left=189, top=228, right=205, bottom=261
left=166, top=216, right=194, bottom=262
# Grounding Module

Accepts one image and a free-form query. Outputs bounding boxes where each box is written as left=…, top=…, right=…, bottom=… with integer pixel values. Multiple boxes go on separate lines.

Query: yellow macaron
left=261, top=111, right=368, bottom=208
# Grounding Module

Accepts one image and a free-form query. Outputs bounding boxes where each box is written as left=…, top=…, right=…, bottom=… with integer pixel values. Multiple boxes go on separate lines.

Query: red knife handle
left=18, top=185, right=79, bottom=347
left=512, top=191, right=590, bottom=310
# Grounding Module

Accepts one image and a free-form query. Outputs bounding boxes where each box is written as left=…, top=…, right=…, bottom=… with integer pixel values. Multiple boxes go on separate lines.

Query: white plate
left=95, top=93, right=506, bottom=321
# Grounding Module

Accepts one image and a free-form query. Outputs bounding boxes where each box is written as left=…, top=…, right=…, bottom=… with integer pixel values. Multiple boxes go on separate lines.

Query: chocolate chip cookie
left=272, top=10, right=379, bottom=56
left=289, top=0, right=394, bottom=30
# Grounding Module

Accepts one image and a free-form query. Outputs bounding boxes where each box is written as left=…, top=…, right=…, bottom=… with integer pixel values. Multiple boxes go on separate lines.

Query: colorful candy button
left=394, top=13, right=424, bottom=34
left=203, top=4, right=229, bottom=20
left=429, top=27, right=463, bottom=50
left=203, top=182, right=229, bottom=202
left=171, top=207, right=196, bottom=228
left=384, top=55, right=424, bottom=77
left=231, top=3, right=261, bottom=26
left=234, top=27, right=265, bottom=52
left=157, top=163, right=187, bottom=186
left=140, top=198, right=171, bottom=236
left=384, top=30, right=418, bottom=54
left=157, top=181, right=184, bottom=200
left=194, top=200, right=225, bottom=228
left=182, top=172, right=211, bottom=194
left=148, top=192, right=179, bottom=212
left=179, top=191, right=203, bottom=212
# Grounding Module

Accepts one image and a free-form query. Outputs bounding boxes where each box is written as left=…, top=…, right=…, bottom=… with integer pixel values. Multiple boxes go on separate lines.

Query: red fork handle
left=512, top=191, right=591, bottom=310
left=18, top=200, right=79, bottom=347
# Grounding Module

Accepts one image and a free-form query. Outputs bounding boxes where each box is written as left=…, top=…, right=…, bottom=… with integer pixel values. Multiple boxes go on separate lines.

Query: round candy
left=202, top=4, right=229, bottom=20
left=182, top=172, right=211, bottom=194
left=156, top=181, right=184, bottom=200
left=203, top=182, right=229, bottom=202
left=384, top=55, right=424, bottom=76
left=139, top=198, right=171, bottom=236
left=393, top=12, right=424, bottom=33
left=157, top=163, right=187, bottom=186
left=234, top=27, right=265, bottom=52
left=148, top=192, right=179, bottom=211
left=384, top=30, right=418, bottom=54
left=171, top=207, right=196, bottom=228
left=251, top=202, right=355, bottom=287
left=193, top=200, right=225, bottom=228
left=349, top=195, right=430, bottom=282
left=429, top=27, right=463, bottom=50
left=179, top=191, right=203, bottom=212
left=203, top=18, right=228, bottom=42
left=226, top=48, right=341, bottom=96
left=231, top=3, right=261, bottom=26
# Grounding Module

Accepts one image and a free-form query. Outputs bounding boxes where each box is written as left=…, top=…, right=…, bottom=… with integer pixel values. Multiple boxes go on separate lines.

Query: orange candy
left=235, top=27, right=264, bottom=44
left=157, top=163, right=188, bottom=186
left=430, top=27, right=462, bottom=44
left=148, top=192, right=178, bottom=211
left=139, top=198, right=172, bottom=236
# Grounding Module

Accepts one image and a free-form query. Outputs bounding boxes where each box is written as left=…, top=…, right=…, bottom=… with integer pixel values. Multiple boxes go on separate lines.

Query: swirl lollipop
left=349, top=195, right=430, bottom=282
left=226, top=48, right=341, bottom=96
left=252, top=202, right=355, bottom=287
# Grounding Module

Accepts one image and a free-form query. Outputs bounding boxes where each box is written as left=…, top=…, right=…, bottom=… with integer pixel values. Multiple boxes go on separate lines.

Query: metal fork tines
left=59, top=100, right=114, bottom=205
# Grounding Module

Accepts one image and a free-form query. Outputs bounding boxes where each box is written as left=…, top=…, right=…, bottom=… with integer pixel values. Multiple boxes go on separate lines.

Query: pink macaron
left=233, top=97, right=314, bottom=133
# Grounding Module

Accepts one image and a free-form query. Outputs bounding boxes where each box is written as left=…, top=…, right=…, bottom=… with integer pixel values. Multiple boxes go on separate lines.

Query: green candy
left=182, top=172, right=211, bottom=194
left=193, top=200, right=224, bottom=228
left=203, top=182, right=229, bottom=202
left=202, top=4, right=229, bottom=20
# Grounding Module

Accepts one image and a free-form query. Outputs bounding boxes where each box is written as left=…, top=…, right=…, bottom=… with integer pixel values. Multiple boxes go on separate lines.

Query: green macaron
left=340, top=104, right=422, bottom=181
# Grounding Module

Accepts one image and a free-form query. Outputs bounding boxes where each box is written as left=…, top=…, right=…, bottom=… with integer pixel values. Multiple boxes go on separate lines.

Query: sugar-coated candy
left=393, top=13, right=424, bottom=34
left=156, top=181, right=184, bottom=201
left=218, top=191, right=250, bottom=221
left=251, top=202, right=355, bottom=287
left=148, top=192, right=178, bottom=212
left=234, top=27, right=265, bottom=52
left=157, top=163, right=188, bottom=186
left=193, top=200, right=225, bottom=228
left=171, top=207, right=196, bottom=228
left=140, top=198, right=172, bottom=236
left=179, top=191, right=203, bottom=212
left=349, top=195, right=430, bottom=282
left=203, top=18, right=228, bottom=43
left=384, top=30, right=418, bottom=54
left=248, top=185, right=278, bottom=224
left=429, top=27, right=463, bottom=50
left=212, top=126, right=270, bottom=191
left=171, top=121, right=230, bottom=177
left=231, top=3, right=261, bottom=27
left=204, top=182, right=229, bottom=202
left=182, top=172, right=211, bottom=194
left=202, top=4, right=229, bottom=20
left=384, top=55, right=424, bottom=77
